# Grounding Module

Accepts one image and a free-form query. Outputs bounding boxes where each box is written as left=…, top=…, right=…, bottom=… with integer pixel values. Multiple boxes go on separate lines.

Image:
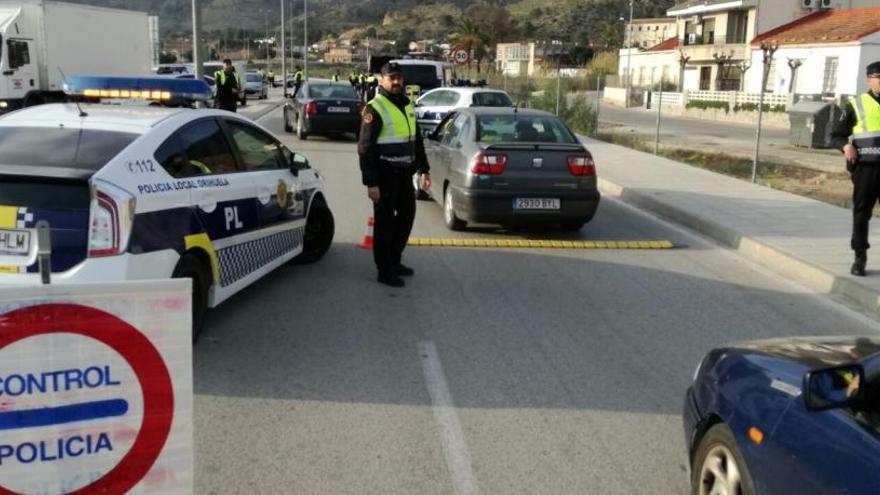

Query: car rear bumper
left=450, top=185, right=600, bottom=224
left=0, top=249, right=180, bottom=286
left=306, top=114, right=361, bottom=134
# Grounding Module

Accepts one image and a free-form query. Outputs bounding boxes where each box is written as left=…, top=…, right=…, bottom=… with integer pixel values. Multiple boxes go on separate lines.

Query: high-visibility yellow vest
left=214, top=70, right=241, bottom=88
left=851, top=93, right=880, bottom=163
left=189, top=159, right=211, bottom=175
left=368, top=93, right=417, bottom=168
left=332, top=74, right=339, bottom=82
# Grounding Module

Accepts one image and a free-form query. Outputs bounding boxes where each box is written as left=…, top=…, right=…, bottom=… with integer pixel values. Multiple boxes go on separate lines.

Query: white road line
left=418, top=340, right=480, bottom=495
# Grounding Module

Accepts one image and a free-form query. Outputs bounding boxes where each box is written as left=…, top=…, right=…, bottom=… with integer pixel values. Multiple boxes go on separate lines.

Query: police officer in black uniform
left=358, top=62, right=431, bottom=287
left=213, top=59, right=241, bottom=112
left=831, top=61, right=880, bottom=276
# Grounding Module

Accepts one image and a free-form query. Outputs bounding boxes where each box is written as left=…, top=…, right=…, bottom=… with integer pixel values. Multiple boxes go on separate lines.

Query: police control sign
left=0, top=281, right=193, bottom=494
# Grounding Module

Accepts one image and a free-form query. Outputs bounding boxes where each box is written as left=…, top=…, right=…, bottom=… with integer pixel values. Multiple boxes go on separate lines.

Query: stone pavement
left=580, top=136, right=880, bottom=319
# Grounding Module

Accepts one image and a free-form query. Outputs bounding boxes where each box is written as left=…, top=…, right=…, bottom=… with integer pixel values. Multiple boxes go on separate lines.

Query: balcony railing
left=680, top=34, right=748, bottom=46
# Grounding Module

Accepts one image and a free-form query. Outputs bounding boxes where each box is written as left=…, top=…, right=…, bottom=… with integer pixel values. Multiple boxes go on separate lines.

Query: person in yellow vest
left=358, top=62, right=431, bottom=287
left=832, top=61, right=880, bottom=276
left=332, top=71, right=340, bottom=82
left=213, top=59, right=241, bottom=112
left=291, top=65, right=304, bottom=96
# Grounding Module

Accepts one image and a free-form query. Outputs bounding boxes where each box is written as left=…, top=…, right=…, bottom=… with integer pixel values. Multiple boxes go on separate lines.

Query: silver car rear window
left=476, top=116, right=577, bottom=144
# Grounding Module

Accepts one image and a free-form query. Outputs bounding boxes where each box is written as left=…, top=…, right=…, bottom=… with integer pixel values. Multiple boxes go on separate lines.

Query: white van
left=389, top=59, right=452, bottom=97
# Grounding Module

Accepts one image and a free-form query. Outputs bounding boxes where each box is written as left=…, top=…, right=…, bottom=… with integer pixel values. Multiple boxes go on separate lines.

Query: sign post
left=0, top=280, right=193, bottom=494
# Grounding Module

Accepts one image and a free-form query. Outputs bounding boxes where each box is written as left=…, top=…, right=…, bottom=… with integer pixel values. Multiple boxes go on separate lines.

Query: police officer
left=366, top=73, right=378, bottom=100
left=332, top=71, right=340, bottom=82
left=358, top=62, right=431, bottom=287
left=213, top=59, right=241, bottom=112
left=292, top=65, right=304, bottom=96
left=832, top=61, right=880, bottom=276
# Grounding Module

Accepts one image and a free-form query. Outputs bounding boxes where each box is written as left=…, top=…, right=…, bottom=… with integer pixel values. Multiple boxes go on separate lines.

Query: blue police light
left=63, top=75, right=212, bottom=101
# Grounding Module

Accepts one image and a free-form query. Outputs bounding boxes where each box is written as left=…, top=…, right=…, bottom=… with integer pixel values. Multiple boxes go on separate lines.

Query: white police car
left=0, top=76, right=335, bottom=339
left=415, top=87, right=514, bottom=136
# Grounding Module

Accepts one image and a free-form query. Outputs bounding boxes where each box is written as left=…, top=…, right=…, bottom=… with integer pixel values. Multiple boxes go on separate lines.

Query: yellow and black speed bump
left=407, top=239, right=675, bottom=249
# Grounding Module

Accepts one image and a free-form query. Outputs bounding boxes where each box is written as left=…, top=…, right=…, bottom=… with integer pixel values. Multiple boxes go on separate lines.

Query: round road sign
left=0, top=303, right=174, bottom=495
left=452, top=47, right=470, bottom=66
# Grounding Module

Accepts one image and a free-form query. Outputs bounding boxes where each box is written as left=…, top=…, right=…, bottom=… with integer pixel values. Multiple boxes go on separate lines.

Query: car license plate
left=513, top=198, right=560, bottom=210
left=0, top=228, right=31, bottom=257
left=327, top=106, right=350, bottom=113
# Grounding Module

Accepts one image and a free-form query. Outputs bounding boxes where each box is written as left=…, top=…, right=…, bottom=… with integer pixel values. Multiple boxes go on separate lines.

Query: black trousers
left=217, top=98, right=237, bottom=113
left=373, top=169, right=415, bottom=274
left=851, top=164, right=880, bottom=252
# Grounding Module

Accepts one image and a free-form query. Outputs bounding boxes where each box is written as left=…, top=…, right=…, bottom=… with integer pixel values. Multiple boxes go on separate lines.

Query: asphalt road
left=193, top=95, right=880, bottom=494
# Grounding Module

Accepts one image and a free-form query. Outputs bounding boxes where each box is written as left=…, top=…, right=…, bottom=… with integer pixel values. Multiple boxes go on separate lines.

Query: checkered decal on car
left=16, top=207, right=34, bottom=229
left=217, top=228, right=304, bottom=287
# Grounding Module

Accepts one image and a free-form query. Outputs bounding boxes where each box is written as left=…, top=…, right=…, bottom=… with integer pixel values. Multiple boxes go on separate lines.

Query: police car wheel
left=294, top=197, right=334, bottom=264
left=172, top=254, right=210, bottom=341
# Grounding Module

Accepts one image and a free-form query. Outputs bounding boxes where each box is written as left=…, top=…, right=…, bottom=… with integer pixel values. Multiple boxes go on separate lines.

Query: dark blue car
left=684, top=337, right=880, bottom=494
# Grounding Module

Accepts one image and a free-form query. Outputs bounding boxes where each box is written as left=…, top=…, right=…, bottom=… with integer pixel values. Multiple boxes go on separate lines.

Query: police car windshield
left=399, top=65, right=440, bottom=89
left=0, top=127, right=137, bottom=170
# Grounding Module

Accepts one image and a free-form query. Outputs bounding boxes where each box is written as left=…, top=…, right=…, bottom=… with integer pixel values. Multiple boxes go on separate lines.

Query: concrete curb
left=597, top=177, right=880, bottom=319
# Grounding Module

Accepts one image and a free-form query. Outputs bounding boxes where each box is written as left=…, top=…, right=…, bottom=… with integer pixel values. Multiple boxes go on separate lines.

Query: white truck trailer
left=0, top=0, right=151, bottom=112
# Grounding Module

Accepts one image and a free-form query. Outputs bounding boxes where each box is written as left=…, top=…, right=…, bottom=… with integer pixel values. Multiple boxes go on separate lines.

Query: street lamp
left=303, top=0, right=308, bottom=80
left=264, top=9, right=272, bottom=62
left=624, top=0, right=634, bottom=107
left=281, top=0, right=286, bottom=96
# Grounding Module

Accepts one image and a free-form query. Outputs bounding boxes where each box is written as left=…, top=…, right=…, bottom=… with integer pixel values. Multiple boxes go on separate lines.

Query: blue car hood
left=727, top=336, right=880, bottom=370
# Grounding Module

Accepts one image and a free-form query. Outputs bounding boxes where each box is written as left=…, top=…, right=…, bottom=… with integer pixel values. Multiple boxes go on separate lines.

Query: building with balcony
left=626, top=18, right=677, bottom=50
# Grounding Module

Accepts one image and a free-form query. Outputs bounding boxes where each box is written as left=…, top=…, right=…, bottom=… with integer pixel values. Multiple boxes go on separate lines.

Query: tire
left=294, top=197, right=334, bottom=264
left=443, top=186, right=466, bottom=231
left=561, top=220, right=585, bottom=232
left=172, top=254, right=211, bottom=342
left=283, top=109, right=293, bottom=133
left=297, top=114, right=308, bottom=140
left=691, top=424, right=756, bottom=495
left=413, top=173, right=430, bottom=201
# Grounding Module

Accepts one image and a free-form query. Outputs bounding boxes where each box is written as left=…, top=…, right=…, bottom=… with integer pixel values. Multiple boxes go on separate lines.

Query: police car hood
left=727, top=336, right=880, bottom=369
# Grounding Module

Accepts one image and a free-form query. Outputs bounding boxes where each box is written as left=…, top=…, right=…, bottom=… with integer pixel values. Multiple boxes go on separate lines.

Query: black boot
left=377, top=272, right=405, bottom=287
left=852, top=251, right=867, bottom=277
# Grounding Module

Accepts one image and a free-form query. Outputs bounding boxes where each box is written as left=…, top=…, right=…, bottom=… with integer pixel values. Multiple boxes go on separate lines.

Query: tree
left=451, top=17, right=487, bottom=74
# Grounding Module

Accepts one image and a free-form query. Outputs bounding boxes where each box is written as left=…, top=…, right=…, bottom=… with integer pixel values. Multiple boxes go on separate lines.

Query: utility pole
left=264, top=9, right=270, bottom=63
left=594, top=72, right=602, bottom=137
left=303, top=0, right=308, bottom=80
left=752, top=42, right=778, bottom=184
left=654, top=73, right=664, bottom=154
left=191, top=0, right=203, bottom=107
left=624, top=0, right=634, bottom=107
left=281, top=0, right=286, bottom=97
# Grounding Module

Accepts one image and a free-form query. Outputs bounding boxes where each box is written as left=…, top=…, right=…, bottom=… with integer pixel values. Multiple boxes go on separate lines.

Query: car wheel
left=443, top=186, right=466, bottom=231
left=172, top=254, right=210, bottom=342
left=691, top=424, right=756, bottom=495
left=293, top=197, right=334, bottom=264
left=283, top=109, right=293, bottom=133
left=413, top=173, right=430, bottom=201
left=297, top=114, right=308, bottom=140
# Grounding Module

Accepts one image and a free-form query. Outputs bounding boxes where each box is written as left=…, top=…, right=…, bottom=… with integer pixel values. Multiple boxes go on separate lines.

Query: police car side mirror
left=291, top=152, right=309, bottom=173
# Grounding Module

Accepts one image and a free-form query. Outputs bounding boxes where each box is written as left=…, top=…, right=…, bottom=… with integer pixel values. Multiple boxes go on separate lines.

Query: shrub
left=686, top=100, right=730, bottom=113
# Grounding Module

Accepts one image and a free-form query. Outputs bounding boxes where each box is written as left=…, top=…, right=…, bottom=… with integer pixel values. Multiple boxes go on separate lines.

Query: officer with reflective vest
left=832, top=61, right=880, bottom=276
left=366, top=74, right=378, bottom=99
left=358, top=62, right=431, bottom=287
left=292, top=65, right=304, bottom=96
left=213, top=59, right=241, bottom=112
left=332, top=71, right=340, bottom=82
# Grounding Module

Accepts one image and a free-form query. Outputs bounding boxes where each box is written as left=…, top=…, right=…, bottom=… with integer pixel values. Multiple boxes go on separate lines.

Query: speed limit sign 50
left=452, top=48, right=470, bottom=65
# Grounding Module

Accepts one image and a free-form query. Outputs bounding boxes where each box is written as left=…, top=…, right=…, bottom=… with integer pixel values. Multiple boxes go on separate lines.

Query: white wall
left=616, top=48, right=679, bottom=88
left=746, top=44, right=863, bottom=95
left=755, top=1, right=814, bottom=36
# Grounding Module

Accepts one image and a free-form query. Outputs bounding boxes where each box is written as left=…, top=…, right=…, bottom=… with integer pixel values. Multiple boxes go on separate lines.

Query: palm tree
left=451, top=18, right=488, bottom=74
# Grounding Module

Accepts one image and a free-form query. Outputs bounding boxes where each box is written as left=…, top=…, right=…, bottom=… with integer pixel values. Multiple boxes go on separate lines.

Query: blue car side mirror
left=804, top=364, right=864, bottom=411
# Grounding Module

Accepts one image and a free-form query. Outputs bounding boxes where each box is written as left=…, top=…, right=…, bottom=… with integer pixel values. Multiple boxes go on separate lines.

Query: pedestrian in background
left=213, top=59, right=241, bottom=113
left=358, top=62, right=431, bottom=287
left=292, top=65, right=304, bottom=96
left=832, top=61, right=880, bottom=276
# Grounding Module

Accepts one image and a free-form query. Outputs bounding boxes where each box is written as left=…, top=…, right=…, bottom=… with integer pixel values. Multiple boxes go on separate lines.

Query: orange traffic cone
left=358, top=216, right=375, bottom=249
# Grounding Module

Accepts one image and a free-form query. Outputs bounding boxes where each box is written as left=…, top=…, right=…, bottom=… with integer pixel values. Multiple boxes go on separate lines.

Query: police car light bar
left=63, top=75, right=213, bottom=101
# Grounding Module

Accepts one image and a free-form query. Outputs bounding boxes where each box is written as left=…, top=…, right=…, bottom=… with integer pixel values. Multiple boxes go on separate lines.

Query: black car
left=283, top=80, right=363, bottom=140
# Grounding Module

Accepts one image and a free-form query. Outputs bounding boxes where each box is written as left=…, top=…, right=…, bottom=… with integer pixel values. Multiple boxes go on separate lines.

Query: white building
left=626, top=18, right=677, bottom=50
left=746, top=7, right=880, bottom=98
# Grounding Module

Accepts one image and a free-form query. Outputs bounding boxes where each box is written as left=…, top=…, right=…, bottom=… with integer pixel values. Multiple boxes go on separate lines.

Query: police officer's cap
left=381, top=63, right=403, bottom=77
left=868, top=61, right=880, bottom=77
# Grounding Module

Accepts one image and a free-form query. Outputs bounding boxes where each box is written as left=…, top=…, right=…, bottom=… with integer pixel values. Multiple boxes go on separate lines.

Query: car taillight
left=470, top=153, right=508, bottom=175
left=567, top=155, right=596, bottom=176
left=306, top=102, right=318, bottom=115
left=88, top=181, right=135, bottom=257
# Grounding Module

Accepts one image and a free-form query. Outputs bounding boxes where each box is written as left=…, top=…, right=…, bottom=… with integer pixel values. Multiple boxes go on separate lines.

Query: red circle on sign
left=0, top=304, right=174, bottom=495
left=452, top=47, right=470, bottom=65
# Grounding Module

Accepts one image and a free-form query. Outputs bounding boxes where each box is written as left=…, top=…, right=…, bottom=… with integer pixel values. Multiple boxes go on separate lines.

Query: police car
left=0, top=76, right=335, bottom=339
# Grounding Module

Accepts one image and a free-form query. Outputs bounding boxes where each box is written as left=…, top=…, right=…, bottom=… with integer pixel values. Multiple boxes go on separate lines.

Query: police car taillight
left=88, top=181, right=135, bottom=257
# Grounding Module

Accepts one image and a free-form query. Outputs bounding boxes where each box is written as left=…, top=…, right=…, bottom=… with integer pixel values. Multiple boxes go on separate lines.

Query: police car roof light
left=63, top=75, right=213, bottom=101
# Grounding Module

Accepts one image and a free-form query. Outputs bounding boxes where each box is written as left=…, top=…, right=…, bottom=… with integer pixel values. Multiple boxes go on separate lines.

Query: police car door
left=158, top=118, right=260, bottom=303
left=222, top=118, right=306, bottom=264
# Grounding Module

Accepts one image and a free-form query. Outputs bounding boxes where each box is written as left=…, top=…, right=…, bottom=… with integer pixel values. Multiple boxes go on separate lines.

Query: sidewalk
left=581, top=136, right=880, bottom=319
